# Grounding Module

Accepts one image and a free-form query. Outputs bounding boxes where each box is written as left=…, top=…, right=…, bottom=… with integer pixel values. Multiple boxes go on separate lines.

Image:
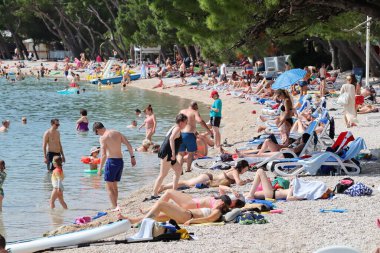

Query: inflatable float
left=7, top=219, right=131, bottom=253
left=57, top=88, right=79, bottom=95
left=81, top=157, right=101, bottom=165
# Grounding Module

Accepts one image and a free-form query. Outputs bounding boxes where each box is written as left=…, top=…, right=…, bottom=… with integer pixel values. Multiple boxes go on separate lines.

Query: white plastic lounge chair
left=271, top=137, right=366, bottom=176
left=314, top=246, right=360, bottom=253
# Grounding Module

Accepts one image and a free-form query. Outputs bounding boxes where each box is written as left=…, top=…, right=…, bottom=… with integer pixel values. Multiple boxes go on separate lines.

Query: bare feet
left=111, top=206, right=121, bottom=212
left=257, top=126, right=266, bottom=133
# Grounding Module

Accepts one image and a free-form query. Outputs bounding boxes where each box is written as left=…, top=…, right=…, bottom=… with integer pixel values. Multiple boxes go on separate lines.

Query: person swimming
left=76, top=109, right=89, bottom=132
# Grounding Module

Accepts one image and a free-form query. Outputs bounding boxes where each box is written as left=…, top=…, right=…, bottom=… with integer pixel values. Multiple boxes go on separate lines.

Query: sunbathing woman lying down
left=140, top=189, right=245, bottom=214
left=118, top=195, right=233, bottom=225
left=158, top=160, right=251, bottom=193
left=237, top=133, right=310, bottom=158
left=245, top=169, right=330, bottom=201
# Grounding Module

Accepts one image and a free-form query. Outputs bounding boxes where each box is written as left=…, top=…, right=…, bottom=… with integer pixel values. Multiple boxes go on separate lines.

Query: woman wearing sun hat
left=209, top=90, right=222, bottom=149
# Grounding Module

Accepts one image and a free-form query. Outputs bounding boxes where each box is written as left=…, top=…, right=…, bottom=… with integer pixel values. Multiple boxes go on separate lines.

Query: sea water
left=0, top=77, right=208, bottom=241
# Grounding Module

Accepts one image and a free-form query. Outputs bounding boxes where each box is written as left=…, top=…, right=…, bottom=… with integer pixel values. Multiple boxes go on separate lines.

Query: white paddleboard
left=7, top=219, right=130, bottom=253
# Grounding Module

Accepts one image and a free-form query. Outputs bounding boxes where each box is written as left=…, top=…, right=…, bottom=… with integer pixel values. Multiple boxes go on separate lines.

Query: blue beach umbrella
left=272, top=68, right=307, bottom=90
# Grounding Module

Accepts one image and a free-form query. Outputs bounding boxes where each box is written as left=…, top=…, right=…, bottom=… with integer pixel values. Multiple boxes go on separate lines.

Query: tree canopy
left=0, top=0, right=379, bottom=72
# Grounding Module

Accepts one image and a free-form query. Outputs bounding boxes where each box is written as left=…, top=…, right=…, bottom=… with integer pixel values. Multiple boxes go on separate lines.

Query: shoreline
left=15, top=71, right=380, bottom=252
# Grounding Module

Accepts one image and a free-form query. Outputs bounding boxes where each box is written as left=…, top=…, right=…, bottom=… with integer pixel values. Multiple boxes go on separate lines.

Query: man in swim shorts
left=43, top=119, right=65, bottom=171
left=178, top=102, right=213, bottom=172
left=93, top=122, right=136, bottom=210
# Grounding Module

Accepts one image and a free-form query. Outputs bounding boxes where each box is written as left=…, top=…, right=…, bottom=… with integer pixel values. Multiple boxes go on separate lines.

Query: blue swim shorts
left=104, top=158, right=124, bottom=182
left=179, top=132, right=197, bottom=152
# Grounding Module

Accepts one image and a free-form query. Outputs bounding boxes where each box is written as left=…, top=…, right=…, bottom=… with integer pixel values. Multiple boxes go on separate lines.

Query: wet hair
left=235, top=160, right=249, bottom=173
left=301, top=133, right=311, bottom=144
left=2, top=120, right=9, bottom=126
left=92, top=122, right=105, bottom=132
left=144, top=104, right=153, bottom=113
left=135, top=109, right=141, bottom=114
left=50, top=118, right=59, bottom=125
left=53, top=156, right=62, bottom=167
left=80, top=108, right=87, bottom=116
left=175, top=113, right=188, bottom=124
left=142, top=139, right=152, bottom=147
left=0, top=234, right=5, bottom=249
left=0, top=160, right=5, bottom=171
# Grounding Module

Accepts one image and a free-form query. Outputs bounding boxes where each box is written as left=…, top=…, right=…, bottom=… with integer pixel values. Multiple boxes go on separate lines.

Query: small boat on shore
left=7, top=219, right=131, bottom=253
left=90, top=73, right=140, bottom=84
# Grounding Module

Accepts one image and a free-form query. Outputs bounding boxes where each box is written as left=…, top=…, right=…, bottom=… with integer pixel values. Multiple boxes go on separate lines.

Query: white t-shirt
left=220, top=63, right=226, bottom=75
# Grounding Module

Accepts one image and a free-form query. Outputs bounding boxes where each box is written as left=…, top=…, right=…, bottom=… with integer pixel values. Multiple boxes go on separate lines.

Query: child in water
left=0, top=160, right=6, bottom=211
left=89, top=146, right=100, bottom=171
left=50, top=156, right=68, bottom=209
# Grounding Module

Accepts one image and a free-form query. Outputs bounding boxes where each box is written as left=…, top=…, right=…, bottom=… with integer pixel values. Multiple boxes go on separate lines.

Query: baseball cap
left=210, top=90, right=219, bottom=98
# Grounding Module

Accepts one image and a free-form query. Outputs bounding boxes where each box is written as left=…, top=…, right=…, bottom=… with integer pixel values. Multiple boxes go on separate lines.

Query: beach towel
left=292, top=178, right=327, bottom=200
left=128, top=218, right=155, bottom=241
left=344, top=183, right=372, bottom=197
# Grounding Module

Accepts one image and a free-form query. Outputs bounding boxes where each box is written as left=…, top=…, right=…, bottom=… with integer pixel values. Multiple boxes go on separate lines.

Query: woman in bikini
left=275, top=89, right=294, bottom=146
left=158, top=160, right=251, bottom=193
left=119, top=195, right=232, bottom=225
left=140, top=190, right=245, bottom=214
left=245, top=168, right=330, bottom=201
left=139, top=105, right=157, bottom=141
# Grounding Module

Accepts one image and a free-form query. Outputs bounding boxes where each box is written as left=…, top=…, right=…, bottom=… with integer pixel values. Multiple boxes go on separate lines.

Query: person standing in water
left=0, top=160, right=6, bottom=211
left=43, top=119, right=65, bottom=171
left=93, top=122, right=136, bottom=210
left=50, top=156, right=67, bottom=209
left=139, top=105, right=157, bottom=141
left=148, top=113, right=188, bottom=200
left=178, top=102, right=213, bottom=172
left=209, top=91, right=222, bottom=149
left=76, top=109, right=89, bottom=132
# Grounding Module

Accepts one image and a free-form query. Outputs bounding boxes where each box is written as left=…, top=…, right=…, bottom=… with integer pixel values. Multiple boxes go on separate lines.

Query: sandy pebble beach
left=5, top=60, right=379, bottom=252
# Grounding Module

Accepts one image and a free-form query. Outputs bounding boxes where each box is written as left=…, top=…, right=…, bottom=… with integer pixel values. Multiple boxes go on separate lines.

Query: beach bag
left=329, top=117, right=335, bottom=140
left=344, top=183, right=372, bottom=197
left=152, top=219, right=184, bottom=241
left=337, top=93, right=349, bottom=105
left=220, top=153, right=233, bottom=162
left=237, top=211, right=268, bottom=225
left=334, top=178, right=354, bottom=194
left=271, top=177, right=290, bottom=189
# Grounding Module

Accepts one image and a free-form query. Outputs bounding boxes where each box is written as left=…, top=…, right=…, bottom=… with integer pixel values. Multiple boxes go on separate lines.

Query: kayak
left=57, top=88, right=79, bottom=95
left=7, top=220, right=131, bottom=253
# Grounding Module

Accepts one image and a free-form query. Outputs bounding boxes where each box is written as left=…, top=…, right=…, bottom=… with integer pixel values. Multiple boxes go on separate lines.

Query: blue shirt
left=210, top=99, right=222, bottom=117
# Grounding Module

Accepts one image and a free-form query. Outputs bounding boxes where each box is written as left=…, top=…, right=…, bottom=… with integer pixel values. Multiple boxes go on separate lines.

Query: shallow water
left=0, top=77, right=208, bottom=242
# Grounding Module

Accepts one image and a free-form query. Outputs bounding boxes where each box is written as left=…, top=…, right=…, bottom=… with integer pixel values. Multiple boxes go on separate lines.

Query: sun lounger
left=271, top=137, right=366, bottom=176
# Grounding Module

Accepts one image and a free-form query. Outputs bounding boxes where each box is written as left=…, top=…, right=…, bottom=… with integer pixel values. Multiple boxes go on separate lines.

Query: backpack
left=220, top=153, right=233, bottom=162
left=334, top=177, right=354, bottom=194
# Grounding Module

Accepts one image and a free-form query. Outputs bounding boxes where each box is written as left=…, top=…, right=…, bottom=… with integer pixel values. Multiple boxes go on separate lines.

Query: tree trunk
left=328, top=40, right=338, bottom=70
left=176, top=46, right=188, bottom=59
left=0, top=33, right=11, bottom=59
left=32, top=43, right=40, bottom=60
left=333, top=40, right=352, bottom=71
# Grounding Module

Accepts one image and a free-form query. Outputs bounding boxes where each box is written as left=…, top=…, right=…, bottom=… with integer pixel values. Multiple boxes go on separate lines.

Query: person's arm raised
left=121, top=133, right=136, bottom=166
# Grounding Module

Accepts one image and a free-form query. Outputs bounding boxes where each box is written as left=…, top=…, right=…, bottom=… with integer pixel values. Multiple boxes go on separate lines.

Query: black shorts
left=220, top=75, right=227, bottom=82
left=180, top=71, right=185, bottom=78
left=47, top=152, right=61, bottom=171
left=210, top=117, right=221, bottom=127
left=320, top=77, right=325, bottom=81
